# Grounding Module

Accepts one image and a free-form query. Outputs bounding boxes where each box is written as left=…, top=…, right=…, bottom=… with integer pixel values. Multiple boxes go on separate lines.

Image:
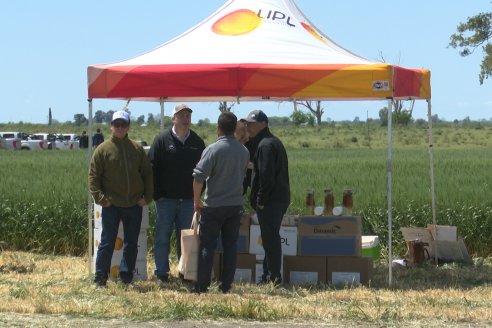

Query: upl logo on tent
left=212, top=8, right=324, bottom=43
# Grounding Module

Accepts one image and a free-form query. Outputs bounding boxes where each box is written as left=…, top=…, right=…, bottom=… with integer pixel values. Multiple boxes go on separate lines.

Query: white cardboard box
left=249, top=225, right=297, bottom=256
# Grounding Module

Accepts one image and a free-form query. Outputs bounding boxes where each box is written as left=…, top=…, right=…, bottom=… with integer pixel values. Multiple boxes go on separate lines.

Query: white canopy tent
left=87, top=0, right=435, bottom=285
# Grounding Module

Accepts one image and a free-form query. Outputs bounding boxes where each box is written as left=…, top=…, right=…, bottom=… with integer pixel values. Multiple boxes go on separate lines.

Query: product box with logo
left=249, top=225, right=297, bottom=256
left=283, top=256, right=327, bottom=285
left=297, top=216, right=362, bottom=256
left=326, top=256, right=372, bottom=286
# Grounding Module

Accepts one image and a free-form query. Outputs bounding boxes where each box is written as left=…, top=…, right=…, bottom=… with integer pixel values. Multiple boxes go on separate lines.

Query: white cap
left=111, top=110, right=130, bottom=123
left=173, top=104, right=193, bottom=117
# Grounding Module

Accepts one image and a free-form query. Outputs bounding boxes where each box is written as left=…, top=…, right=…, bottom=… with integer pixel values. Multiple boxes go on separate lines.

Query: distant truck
left=0, top=132, right=22, bottom=150
left=56, top=133, right=80, bottom=150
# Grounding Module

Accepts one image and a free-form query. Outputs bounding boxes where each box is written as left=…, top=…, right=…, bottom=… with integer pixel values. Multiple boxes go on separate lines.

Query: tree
left=296, top=101, right=324, bottom=125
left=290, top=110, right=310, bottom=126
left=219, top=101, right=234, bottom=113
left=449, top=11, right=492, bottom=84
left=93, top=110, right=106, bottom=123
left=137, top=115, right=145, bottom=125
left=48, top=107, right=52, bottom=126
left=73, top=114, right=88, bottom=126
left=147, top=113, right=156, bottom=126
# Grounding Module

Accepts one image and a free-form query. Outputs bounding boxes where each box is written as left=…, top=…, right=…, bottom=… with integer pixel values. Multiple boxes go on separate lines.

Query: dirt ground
left=0, top=312, right=357, bottom=328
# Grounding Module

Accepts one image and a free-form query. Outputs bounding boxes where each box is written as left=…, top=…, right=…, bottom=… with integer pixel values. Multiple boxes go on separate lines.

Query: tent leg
left=387, top=99, right=393, bottom=286
left=160, top=98, right=165, bottom=133
left=427, top=99, right=438, bottom=265
left=87, top=99, right=94, bottom=276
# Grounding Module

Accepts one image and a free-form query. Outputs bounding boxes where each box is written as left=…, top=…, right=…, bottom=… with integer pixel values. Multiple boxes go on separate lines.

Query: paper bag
left=178, top=212, right=200, bottom=281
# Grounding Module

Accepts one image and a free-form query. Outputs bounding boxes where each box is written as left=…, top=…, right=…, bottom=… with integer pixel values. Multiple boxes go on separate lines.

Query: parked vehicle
left=56, top=133, right=80, bottom=150
left=21, top=136, right=48, bottom=150
left=0, top=132, right=22, bottom=150
left=31, top=133, right=58, bottom=149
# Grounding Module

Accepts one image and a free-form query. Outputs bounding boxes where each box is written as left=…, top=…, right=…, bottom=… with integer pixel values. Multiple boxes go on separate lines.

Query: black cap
left=244, top=110, right=268, bottom=123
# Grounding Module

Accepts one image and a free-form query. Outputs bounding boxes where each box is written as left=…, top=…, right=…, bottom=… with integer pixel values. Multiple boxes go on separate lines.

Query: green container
left=361, top=235, right=380, bottom=260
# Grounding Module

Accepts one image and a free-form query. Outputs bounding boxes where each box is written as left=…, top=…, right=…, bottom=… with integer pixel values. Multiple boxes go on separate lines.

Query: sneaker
left=94, top=276, right=107, bottom=288
left=157, top=274, right=169, bottom=283
left=192, top=285, right=208, bottom=294
left=119, top=272, right=133, bottom=285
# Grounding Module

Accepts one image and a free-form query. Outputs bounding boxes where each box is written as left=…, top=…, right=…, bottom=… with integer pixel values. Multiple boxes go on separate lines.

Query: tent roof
left=87, top=0, right=431, bottom=102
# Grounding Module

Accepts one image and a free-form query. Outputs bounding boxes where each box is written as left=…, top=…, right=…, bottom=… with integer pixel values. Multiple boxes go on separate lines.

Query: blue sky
left=1, top=0, right=490, bottom=124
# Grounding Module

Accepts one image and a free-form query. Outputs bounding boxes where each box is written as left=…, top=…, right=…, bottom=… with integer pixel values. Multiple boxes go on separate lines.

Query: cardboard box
left=232, top=253, right=256, bottom=283
left=326, top=256, right=372, bottom=286
left=249, top=225, right=297, bottom=256
left=298, top=235, right=361, bottom=256
left=283, top=256, right=326, bottom=285
left=297, top=216, right=362, bottom=236
left=427, top=225, right=457, bottom=241
left=400, top=227, right=470, bottom=263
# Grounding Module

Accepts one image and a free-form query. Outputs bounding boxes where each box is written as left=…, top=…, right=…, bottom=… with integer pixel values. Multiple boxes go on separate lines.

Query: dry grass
left=1, top=251, right=492, bottom=326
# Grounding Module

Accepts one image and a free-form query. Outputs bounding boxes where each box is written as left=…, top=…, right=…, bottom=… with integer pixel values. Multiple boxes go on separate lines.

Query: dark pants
left=95, top=205, right=143, bottom=283
left=196, top=206, right=243, bottom=292
left=257, top=202, right=289, bottom=283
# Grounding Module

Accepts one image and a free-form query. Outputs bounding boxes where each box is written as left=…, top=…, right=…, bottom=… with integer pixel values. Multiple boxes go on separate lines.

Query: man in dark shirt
left=148, top=104, right=205, bottom=282
left=244, top=110, right=290, bottom=285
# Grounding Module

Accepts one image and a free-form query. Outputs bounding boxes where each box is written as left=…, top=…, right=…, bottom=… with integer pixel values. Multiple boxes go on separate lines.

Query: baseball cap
left=244, top=110, right=268, bottom=123
left=173, top=104, right=193, bottom=116
left=111, top=110, right=130, bottom=123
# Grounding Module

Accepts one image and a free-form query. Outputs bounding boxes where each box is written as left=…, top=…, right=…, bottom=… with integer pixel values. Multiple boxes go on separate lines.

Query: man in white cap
left=89, top=110, right=154, bottom=287
left=148, top=104, right=205, bottom=282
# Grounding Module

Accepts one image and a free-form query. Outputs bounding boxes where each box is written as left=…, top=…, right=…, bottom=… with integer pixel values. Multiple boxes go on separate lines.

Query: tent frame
left=86, top=96, right=436, bottom=286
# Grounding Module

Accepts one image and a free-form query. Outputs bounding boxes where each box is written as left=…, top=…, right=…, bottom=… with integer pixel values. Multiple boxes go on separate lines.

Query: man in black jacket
left=148, top=104, right=205, bottom=282
left=244, top=110, right=290, bottom=285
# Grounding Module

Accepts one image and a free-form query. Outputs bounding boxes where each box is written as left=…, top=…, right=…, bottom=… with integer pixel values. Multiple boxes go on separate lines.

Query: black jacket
left=148, top=129, right=205, bottom=200
left=249, top=127, right=290, bottom=209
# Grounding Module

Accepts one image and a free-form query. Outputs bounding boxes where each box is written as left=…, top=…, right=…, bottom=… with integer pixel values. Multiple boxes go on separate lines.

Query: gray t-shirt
left=193, top=135, right=249, bottom=207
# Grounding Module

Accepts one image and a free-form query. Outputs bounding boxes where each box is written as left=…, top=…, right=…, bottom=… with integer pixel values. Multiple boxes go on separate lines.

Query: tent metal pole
left=87, top=99, right=94, bottom=276
left=427, top=99, right=438, bottom=265
left=387, top=99, right=393, bottom=286
left=160, top=98, right=165, bottom=133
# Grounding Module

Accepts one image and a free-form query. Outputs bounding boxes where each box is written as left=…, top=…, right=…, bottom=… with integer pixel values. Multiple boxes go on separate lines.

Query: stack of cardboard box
left=93, top=204, right=149, bottom=281
left=215, top=213, right=373, bottom=286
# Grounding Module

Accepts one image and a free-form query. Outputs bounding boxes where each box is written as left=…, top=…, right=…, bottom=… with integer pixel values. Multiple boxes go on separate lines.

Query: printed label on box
left=331, top=272, right=360, bottom=285
left=290, top=271, right=318, bottom=284
left=234, top=268, right=253, bottom=283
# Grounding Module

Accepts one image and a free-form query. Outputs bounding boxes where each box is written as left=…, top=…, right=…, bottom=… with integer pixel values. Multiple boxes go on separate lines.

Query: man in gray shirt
left=192, top=112, right=249, bottom=293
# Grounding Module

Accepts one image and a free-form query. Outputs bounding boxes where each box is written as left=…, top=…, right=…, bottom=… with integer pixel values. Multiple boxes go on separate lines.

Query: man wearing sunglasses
left=89, top=110, right=154, bottom=287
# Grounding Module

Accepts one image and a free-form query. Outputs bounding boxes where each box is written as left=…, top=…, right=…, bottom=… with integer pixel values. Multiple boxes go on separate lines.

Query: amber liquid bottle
left=323, top=189, right=334, bottom=216
left=342, top=189, right=353, bottom=215
left=305, top=189, right=315, bottom=215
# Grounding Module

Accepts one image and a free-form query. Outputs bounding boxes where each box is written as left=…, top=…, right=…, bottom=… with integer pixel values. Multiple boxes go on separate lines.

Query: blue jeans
left=196, top=206, right=243, bottom=292
left=154, top=198, right=194, bottom=276
left=95, top=205, right=142, bottom=283
left=257, top=202, right=289, bottom=283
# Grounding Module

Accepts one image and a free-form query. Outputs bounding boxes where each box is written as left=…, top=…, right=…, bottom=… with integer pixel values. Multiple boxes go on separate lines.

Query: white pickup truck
left=56, top=133, right=80, bottom=150
left=0, top=132, right=49, bottom=150
left=0, top=132, right=21, bottom=150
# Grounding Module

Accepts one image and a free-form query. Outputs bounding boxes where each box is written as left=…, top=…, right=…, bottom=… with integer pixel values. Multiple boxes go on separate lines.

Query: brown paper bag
left=178, top=212, right=200, bottom=281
